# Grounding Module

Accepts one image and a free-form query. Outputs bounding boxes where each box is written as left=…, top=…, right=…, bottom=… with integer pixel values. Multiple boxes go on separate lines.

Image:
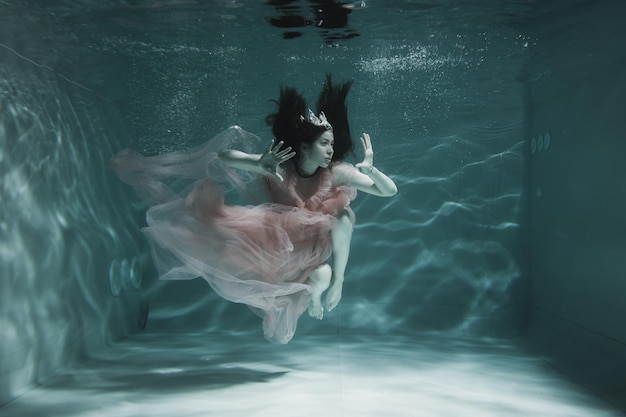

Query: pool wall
left=524, top=0, right=626, bottom=410
left=0, top=34, right=146, bottom=404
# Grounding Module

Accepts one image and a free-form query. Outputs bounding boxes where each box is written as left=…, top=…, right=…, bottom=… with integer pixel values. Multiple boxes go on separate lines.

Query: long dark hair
left=316, top=73, right=354, bottom=161
left=265, top=74, right=354, bottom=162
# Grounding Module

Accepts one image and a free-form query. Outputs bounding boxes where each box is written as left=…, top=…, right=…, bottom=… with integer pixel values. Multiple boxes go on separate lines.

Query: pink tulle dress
left=110, top=126, right=356, bottom=344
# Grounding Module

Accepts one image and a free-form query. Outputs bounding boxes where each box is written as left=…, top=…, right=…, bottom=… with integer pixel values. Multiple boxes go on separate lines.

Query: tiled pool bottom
left=1, top=333, right=622, bottom=417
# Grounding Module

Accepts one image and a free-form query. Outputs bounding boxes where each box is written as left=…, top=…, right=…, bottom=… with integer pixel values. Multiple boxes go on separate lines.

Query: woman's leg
left=326, top=210, right=353, bottom=311
left=307, top=263, right=332, bottom=319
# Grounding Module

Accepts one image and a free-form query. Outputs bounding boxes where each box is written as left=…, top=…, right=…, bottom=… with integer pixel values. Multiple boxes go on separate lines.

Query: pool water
left=1, top=0, right=625, bottom=415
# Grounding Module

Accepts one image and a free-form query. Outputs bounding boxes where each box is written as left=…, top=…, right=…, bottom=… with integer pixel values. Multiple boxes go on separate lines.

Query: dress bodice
left=263, top=162, right=356, bottom=217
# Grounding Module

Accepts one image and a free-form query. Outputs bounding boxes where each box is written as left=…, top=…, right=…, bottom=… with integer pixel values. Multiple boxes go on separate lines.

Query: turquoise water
left=0, top=0, right=552, bottom=410
left=1, top=0, right=530, bottom=340
left=5, top=1, right=626, bottom=415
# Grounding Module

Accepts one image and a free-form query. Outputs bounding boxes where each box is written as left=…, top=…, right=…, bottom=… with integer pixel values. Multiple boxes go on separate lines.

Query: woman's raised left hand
left=356, top=133, right=374, bottom=174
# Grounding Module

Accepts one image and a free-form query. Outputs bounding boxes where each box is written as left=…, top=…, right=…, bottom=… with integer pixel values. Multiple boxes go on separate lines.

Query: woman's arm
left=351, top=165, right=398, bottom=197
left=218, top=139, right=295, bottom=182
left=333, top=133, right=397, bottom=197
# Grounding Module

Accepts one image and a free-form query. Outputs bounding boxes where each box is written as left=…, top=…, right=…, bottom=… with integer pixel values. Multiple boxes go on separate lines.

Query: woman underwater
left=111, top=75, right=397, bottom=344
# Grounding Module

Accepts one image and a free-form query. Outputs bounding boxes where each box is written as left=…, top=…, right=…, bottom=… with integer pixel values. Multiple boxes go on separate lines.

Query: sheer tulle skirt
left=111, top=126, right=354, bottom=344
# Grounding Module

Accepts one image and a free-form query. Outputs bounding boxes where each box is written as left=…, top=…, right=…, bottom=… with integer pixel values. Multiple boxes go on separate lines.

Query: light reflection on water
left=2, top=0, right=536, bottom=406
left=2, top=0, right=624, bottom=413
left=2, top=1, right=530, bottom=339
left=0, top=47, right=148, bottom=402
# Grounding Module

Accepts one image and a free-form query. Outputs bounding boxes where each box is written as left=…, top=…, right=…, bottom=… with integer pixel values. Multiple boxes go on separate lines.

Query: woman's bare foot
left=307, top=264, right=332, bottom=320
left=326, top=276, right=343, bottom=312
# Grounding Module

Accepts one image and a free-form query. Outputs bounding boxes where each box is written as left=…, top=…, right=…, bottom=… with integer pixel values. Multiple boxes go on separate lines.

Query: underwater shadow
left=1, top=334, right=294, bottom=417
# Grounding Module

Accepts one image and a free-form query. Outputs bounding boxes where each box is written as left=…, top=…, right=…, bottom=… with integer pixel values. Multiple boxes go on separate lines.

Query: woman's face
left=305, top=130, right=335, bottom=168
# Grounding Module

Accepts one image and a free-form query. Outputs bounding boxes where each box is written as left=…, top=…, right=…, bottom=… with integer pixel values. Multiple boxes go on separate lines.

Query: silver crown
left=300, top=109, right=333, bottom=131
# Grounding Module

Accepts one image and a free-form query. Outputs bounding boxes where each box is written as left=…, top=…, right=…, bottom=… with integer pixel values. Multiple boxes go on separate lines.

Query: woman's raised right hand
left=259, top=139, right=296, bottom=182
